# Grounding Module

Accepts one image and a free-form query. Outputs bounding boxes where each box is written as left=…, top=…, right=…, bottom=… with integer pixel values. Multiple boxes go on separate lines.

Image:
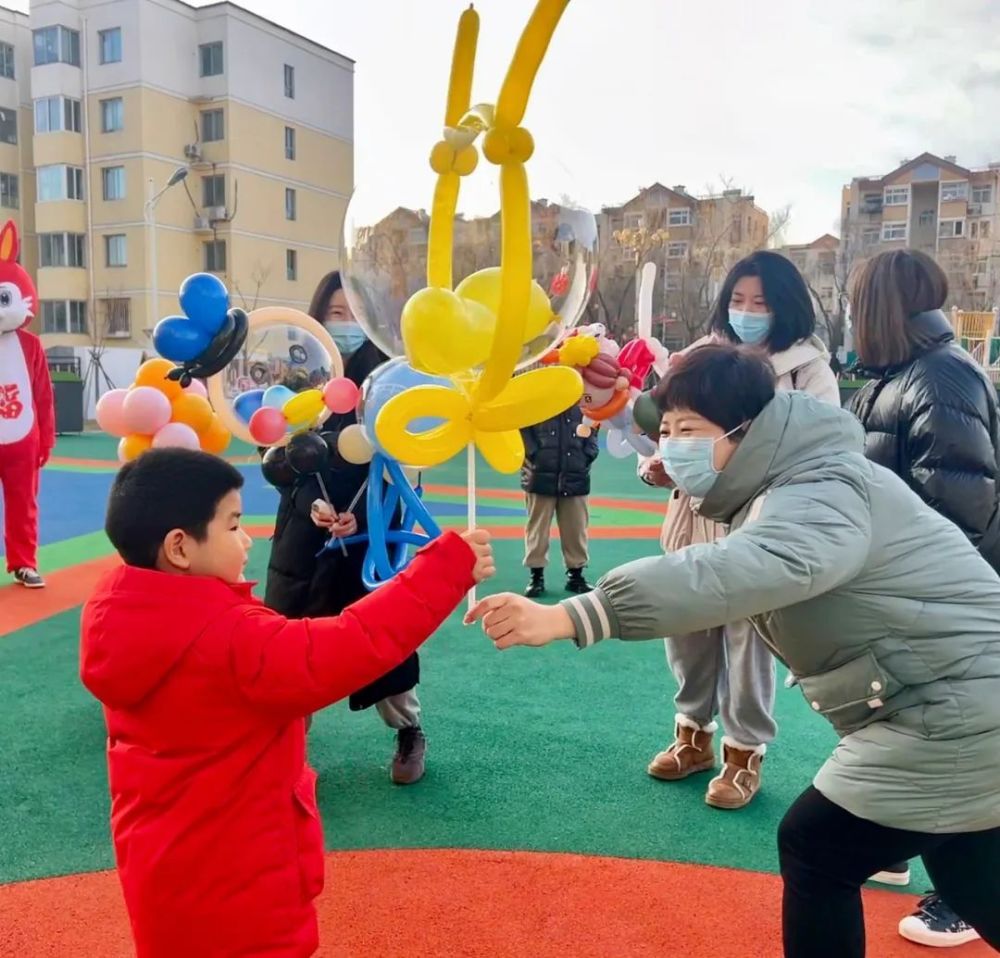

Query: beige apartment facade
left=0, top=0, right=353, bottom=405
left=598, top=182, right=771, bottom=346
left=778, top=233, right=839, bottom=319
left=841, top=152, right=1000, bottom=310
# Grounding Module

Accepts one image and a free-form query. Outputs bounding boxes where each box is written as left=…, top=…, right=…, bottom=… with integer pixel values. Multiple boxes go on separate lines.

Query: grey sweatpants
left=375, top=688, right=421, bottom=730
left=666, top=618, right=777, bottom=747
left=523, top=493, right=589, bottom=570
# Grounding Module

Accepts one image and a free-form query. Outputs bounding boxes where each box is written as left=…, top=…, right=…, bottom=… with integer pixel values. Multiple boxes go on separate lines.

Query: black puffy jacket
left=520, top=405, right=599, bottom=498
left=264, top=339, right=417, bottom=710
left=848, top=309, right=1000, bottom=572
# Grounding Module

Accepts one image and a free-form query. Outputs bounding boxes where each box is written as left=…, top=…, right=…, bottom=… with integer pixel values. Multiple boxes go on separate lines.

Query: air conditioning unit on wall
left=183, top=143, right=203, bottom=162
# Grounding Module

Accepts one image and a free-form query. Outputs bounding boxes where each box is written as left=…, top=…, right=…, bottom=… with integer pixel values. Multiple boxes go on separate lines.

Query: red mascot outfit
left=0, top=220, right=54, bottom=588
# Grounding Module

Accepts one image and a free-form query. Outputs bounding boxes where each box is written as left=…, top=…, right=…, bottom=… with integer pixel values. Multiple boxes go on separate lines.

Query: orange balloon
left=199, top=417, right=232, bottom=455
left=118, top=434, right=152, bottom=462
left=171, top=393, right=214, bottom=433
left=134, top=358, right=183, bottom=399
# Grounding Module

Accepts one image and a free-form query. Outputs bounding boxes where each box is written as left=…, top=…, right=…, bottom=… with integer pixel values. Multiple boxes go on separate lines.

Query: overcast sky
left=13, top=0, right=1000, bottom=243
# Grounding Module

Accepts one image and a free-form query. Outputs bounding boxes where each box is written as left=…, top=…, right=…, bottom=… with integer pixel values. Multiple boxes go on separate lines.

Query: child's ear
left=160, top=529, right=192, bottom=571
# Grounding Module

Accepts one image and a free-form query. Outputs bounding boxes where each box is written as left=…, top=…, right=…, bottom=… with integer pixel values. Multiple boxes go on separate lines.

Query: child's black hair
left=105, top=448, right=244, bottom=569
left=652, top=343, right=776, bottom=434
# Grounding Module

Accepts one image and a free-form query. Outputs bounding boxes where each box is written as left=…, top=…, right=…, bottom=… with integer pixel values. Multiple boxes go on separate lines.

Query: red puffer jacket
left=80, top=532, right=475, bottom=958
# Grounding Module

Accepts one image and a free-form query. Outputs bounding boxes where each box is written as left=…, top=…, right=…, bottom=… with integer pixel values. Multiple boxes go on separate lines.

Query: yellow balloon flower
left=379, top=0, right=581, bottom=474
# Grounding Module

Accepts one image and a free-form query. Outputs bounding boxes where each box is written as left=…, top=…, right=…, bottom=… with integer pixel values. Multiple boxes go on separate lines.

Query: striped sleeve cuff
left=562, top=588, right=619, bottom=649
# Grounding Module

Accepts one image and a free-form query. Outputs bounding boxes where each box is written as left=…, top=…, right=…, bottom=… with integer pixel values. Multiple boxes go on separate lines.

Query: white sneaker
left=870, top=864, right=911, bottom=886
left=899, top=894, right=981, bottom=948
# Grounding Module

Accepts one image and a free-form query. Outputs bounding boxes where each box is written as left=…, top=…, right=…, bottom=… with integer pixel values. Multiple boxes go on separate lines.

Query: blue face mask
left=327, top=320, right=368, bottom=356
left=728, top=309, right=773, bottom=345
left=659, top=424, right=743, bottom=499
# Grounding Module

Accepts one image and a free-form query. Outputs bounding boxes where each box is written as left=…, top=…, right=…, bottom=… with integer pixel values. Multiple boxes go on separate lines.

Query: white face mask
left=658, top=423, right=745, bottom=499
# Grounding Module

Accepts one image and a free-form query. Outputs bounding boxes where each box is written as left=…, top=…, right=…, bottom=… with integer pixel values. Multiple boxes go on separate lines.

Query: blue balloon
left=360, top=358, right=452, bottom=456
left=179, top=273, right=229, bottom=336
left=262, top=385, right=295, bottom=410
left=153, top=315, right=211, bottom=363
left=317, top=453, right=441, bottom=590
left=233, top=388, right=265, bottom=424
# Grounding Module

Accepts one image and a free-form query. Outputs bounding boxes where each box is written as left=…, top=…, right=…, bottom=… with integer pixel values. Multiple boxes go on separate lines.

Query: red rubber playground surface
left=1, top=436, right=986, bottom=957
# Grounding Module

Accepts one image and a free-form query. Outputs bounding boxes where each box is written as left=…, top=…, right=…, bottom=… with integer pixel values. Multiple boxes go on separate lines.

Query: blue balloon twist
left=318, top=453, right=441, bottom=591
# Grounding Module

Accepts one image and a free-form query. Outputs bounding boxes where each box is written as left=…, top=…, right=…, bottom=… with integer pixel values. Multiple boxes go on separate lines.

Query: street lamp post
left=144, top=166, right=189, bottom=337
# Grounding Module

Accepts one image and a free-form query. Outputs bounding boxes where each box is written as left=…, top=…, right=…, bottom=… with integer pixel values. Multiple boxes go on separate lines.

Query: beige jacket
left=639, top=334, right=840, bottom=552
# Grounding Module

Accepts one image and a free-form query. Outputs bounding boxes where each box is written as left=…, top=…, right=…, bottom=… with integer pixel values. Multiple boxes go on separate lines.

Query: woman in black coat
left=848, top=248, right=1000, bottom=948
left=264, top=271, right=427, bottom=786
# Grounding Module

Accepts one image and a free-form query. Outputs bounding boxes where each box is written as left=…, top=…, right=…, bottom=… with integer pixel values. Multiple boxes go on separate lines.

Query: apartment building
left=0, top=0, right=353, bottom=388
left=778, top=233, right=839, bottom=318
left=598, top=182, right=771, bottom=345
left=841, top=152, right=1000, bottom=310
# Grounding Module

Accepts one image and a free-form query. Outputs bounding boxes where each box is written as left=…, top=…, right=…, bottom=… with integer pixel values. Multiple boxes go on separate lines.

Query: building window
left=202, top=174, right=225, bottom=208
left=38, top=165, right=84, bottom=201
left=34, top=96, right=81, bottom=134
left=667, top=241, right=688, bottom=258
left=285, top=187, right=296, bottom=221
left=881, top=222, right=907, bottom=242
left=941, top=181, right=969, bottom=203
left=972, top=185, right=993, bottom=206
left=203, top=240, right=226, bottom=273
left=33, top=26, right=80, bottom=67
left=40, top=300, right=87, bottom=335
left=199, top=41, right=223, bottom=77
left=918, top=210, right=936, bottom=226
left=0, top=172, right=18, bottom=209
left=883, top=186, right=909, bottom=207
left=100, top=97, right=124, bottom=133
left=284, top=126, right=296, bottom=160
left=664, top=273, right=680, bottom=291
left=981, top=220, right=992, bottom=240
left=286, top=249, right=297, bottom=281
left=0, top=42, right=14, bottom=80
left=102, top=165, right=125, bottom=201
left=39, top=233, right=85, bottom=268
left=975, top=257, right=988, bottom=276
left=668, top=208, right=692, bottom=227
left=821, top=286, right=834, bottom=303
left=284, top=63, right=295, bottom=98
left=101, top=297, right=131, bottom=338
left=99, top=27, right=122, bottom=64
left=0, top=108, right=15, bottom=145
left=938, top=219, right=965, bottom=239
left=105, top=233, right=127, bottom=267
left=861, top=227, right=880, bottom=245
left=201, top=109, right=224, bottom=142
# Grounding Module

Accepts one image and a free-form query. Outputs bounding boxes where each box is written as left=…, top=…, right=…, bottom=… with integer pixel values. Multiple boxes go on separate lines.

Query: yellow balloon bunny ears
left=374, top=1, right=585, bottom=474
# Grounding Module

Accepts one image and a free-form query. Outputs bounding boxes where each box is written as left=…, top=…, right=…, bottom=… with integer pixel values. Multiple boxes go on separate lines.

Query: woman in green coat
left=468, top=344, right=1000, bottom=958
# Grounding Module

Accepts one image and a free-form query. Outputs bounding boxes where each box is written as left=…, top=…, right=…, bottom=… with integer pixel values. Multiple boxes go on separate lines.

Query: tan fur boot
left=705, top=738, right=765, bottom=810
left=647, top=716, right=717, bottom=781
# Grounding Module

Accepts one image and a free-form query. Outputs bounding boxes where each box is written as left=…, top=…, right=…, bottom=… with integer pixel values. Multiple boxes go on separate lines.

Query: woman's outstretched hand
left=464, top=593, right=575, bottom=650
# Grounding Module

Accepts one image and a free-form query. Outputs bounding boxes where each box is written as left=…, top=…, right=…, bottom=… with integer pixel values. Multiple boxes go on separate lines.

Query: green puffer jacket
left=564, top=390, right=1000, bottom=833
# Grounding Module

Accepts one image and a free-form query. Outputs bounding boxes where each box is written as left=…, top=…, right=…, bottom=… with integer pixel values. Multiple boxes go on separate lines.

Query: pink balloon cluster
left=97, top=379, right=212, bottom=462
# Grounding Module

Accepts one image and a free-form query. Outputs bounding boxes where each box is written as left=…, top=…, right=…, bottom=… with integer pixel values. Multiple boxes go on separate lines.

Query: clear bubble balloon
left=341, top=157, right=598, bottom=372
left=206, top=308, right=344, bottom=447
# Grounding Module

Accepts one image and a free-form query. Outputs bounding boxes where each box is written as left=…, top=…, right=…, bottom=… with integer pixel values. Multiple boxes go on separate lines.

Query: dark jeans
left=778, top=786, right=1000, bottom=957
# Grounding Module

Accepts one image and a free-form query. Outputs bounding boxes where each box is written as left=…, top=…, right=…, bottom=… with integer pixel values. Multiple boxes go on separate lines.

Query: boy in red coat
left=0, top=219, right=54, bottom=588
left=80, top=448, right=494, bottom=958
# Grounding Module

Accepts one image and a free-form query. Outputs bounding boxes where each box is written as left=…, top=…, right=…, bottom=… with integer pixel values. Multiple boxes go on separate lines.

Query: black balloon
left=286, top=431, right=330, bottom=476
left=166, top=308, right=249, bottom=387
left=260, top=445, right=296, bottom=488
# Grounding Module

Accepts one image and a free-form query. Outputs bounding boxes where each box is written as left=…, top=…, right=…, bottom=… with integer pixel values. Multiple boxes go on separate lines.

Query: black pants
left=778, top=786, right=1000, bottom=957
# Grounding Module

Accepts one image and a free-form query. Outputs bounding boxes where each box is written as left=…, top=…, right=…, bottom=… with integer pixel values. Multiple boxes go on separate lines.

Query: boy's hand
left=461, top=529, right=496, bottom=583
left=463, top=593, right=574, bottom=649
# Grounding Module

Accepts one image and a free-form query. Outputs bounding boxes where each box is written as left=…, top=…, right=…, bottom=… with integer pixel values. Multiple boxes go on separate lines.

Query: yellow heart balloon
left=456, top=267, right=555, bottom=343
left=401, top=286, right=495, bottom=376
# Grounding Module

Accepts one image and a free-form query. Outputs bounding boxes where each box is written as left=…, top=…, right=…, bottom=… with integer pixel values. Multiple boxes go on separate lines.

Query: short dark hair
left=848, top=249, right=948, bottom=368
left=105, top=449, right=244, bottom=569
left=652, top=344, right=776, bottom=433
left=709, top=250, right=816, bottom=353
